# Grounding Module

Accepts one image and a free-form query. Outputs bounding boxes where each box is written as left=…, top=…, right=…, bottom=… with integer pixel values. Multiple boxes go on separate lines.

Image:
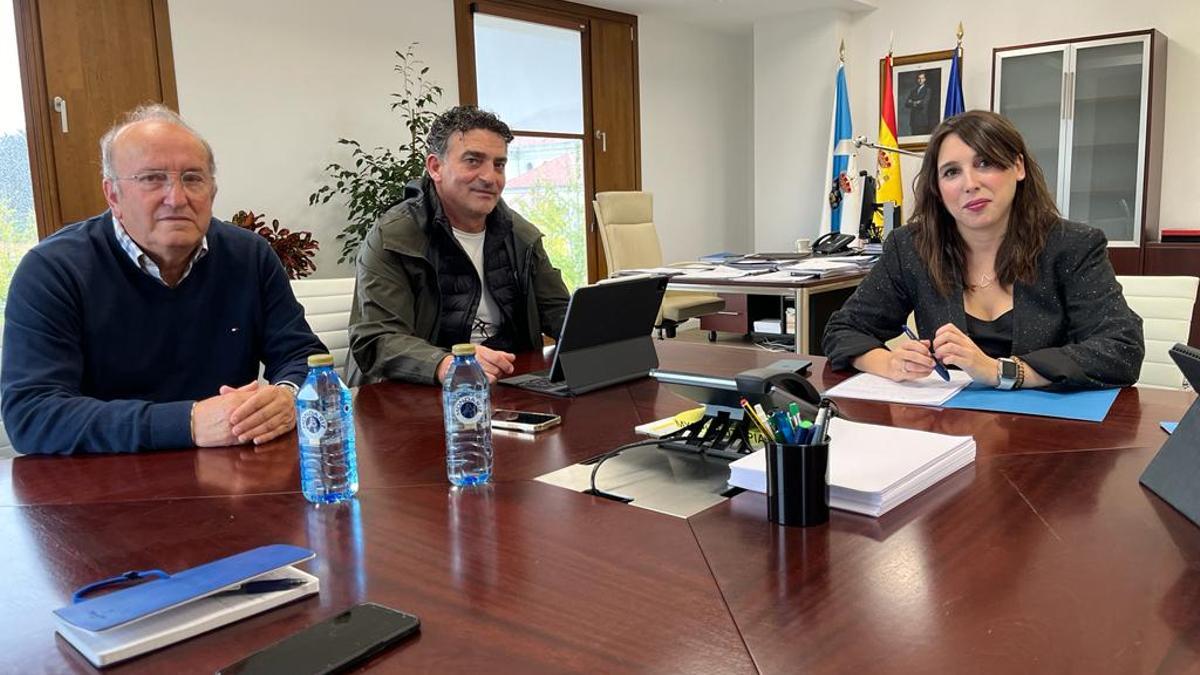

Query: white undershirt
left=451, top=228, right=501, bottom=344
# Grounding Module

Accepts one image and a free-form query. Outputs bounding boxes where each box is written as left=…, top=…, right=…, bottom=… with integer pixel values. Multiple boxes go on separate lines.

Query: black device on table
left=650, top=361, right=821, bottom=459
left=1140, top=343, right=1200, bottom=527
left=499, top=274, right=667, bottom=397
left=812, top=232, right=855, bottom=256
left=217, top=603, right=420, bottom=675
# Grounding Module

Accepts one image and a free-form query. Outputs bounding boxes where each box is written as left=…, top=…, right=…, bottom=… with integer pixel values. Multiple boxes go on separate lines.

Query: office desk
left=1, top=342, right=1196, bottom=673
left=668, top=271, right=865, bottom=354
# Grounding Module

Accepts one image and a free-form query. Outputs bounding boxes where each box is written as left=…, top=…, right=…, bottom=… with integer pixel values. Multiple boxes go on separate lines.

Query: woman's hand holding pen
left=854, top=343, right=935, bottom=382
left=932, top=323, right=998, bottom=385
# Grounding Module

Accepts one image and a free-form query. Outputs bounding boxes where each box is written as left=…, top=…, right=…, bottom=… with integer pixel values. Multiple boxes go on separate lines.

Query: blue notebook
left=55, top=544, right=318, bottom=667
left=942, top=385, right=1120, bottom=422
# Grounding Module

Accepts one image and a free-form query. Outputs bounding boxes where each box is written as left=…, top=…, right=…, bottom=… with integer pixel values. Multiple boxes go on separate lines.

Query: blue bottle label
left=452, top=394, right=485, bottom=429
left=299, top=408, right=328, bottom=443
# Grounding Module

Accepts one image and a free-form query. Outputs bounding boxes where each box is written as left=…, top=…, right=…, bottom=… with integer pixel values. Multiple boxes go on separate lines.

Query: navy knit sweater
left=0, top=212, right=326, bottom=454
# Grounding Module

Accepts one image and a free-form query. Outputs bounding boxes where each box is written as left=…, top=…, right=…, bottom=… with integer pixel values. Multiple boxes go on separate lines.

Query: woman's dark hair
left=909, top=110, right=1059, bottom=296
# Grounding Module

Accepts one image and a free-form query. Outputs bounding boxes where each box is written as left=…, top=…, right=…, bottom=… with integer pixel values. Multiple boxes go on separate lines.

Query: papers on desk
left=674, top=266, right=754, bottom=281
left=825, top=370, right=973, bottom=406
left=779, top=259, right=863, bottom=277
left=826, top=371, right=1121, bottom=422
left=614, top=266, right=694, bottom=277
left=728, top=417, right=976, bottom=517
left=699, top=251, right=741, bottom=264
left=942, top=385, right=1121, bottom=422
left=728, top=270, right=813, bottom=283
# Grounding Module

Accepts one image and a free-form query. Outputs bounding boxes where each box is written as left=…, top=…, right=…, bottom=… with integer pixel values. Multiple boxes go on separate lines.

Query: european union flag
left=944, top=46, right=965, bottom=118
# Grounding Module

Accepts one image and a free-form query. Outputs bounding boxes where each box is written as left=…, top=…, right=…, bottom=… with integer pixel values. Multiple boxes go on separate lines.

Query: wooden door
left=588, top=17, right=640, bottom=280
left=17, top=0, right=177, bottom=236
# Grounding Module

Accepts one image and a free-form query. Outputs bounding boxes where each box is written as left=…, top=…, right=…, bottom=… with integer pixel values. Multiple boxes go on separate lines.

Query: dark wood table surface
left=1, top=341, right=1195, bottom=673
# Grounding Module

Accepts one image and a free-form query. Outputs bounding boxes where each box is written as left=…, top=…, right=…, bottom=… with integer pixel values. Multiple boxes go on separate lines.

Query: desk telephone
left=734, top=366, right=822, bottom=418
left=812, top=232, right=855, bottom=256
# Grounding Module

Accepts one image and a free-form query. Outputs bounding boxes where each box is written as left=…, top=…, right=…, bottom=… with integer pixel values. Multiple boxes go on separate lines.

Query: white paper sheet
left=824, top=370, right=973, bottom=407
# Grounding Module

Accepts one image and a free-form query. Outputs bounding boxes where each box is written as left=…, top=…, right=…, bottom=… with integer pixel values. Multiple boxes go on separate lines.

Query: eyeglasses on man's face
left=116, top=170, right=213, bottom=195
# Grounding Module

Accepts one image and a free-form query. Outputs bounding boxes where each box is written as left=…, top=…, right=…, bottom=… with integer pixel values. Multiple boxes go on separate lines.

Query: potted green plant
left=231, top=210, right=319, bottom=279
left=309, top=43, right=444, bottom=264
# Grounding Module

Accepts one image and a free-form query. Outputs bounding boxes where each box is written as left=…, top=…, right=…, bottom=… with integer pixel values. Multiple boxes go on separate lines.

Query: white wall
left=169, top=1, right=753, bottom=278
left=841, top=0, right=1198, bottom=231
left=168, top=0, right=459, bottom=278
left=638, top=16, right=754, bottom=261
left=753, top=10, right=851, bottom=251
left=169, top=0, right=1195, bottom=273
left=754, top=0, right=1200, bottom=244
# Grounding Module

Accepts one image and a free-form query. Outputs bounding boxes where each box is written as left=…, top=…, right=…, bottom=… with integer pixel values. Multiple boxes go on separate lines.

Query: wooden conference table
left=0, top=342, right=1196, bottom=673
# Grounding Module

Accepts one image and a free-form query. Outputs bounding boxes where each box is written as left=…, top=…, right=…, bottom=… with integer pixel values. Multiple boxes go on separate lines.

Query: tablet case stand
left=1140, top=344, right=1200, bottom=527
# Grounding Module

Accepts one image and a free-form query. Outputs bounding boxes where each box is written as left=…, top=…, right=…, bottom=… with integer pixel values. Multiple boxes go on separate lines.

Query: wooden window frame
left=13, top=0, right=178, bottom=238
left=453, top=0, right=641, bottom=283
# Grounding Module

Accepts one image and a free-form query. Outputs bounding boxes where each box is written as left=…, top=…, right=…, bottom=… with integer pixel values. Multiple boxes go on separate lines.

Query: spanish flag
left=875, top=52, right=902, bottom=235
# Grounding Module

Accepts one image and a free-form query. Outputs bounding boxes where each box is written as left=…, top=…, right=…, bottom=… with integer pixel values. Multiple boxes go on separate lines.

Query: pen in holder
left=764, top=437, right=830, bottom=527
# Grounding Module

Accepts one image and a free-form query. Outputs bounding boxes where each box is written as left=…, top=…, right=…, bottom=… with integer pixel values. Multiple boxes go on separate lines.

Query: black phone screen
left=218, top=603, right=420, bottom=675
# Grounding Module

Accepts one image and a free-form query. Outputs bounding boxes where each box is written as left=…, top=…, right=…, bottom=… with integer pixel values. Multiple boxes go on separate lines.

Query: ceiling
left=583, top=0, right=877, bottom=34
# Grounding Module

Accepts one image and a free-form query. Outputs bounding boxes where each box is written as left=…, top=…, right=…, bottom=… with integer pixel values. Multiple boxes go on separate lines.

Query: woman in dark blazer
left=822, top=110, right=1143, bottom=389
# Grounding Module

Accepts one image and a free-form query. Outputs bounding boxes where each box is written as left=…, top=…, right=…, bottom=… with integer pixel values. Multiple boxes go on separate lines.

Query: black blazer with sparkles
left=822, top=220, right=1144, bottom=387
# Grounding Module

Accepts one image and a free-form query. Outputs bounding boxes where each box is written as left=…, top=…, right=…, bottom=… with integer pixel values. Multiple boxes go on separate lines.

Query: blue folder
left=1162, top=421, right=1178, bottom=434
left=55, top=544, right=315, bottom=632
left=942, top=385, right=1120, bottom=423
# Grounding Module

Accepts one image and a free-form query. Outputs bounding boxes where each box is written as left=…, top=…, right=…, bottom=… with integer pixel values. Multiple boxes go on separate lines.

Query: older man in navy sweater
left=0, top=105, right=325, bottom=454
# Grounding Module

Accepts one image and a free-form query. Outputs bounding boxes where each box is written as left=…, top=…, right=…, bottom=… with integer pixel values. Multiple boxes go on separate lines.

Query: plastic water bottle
left=297, top=354, right=359, bottom=503
left=442, top=344, right=493, bottom=486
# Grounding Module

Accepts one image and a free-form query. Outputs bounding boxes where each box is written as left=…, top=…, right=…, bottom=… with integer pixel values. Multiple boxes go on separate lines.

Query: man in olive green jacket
left=347, top=106, right=570, bottom=386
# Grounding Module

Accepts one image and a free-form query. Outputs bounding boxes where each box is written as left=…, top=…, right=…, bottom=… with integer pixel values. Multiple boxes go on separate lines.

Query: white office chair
left=290, top=277, right=356, bottom=370
left=593, top=191, right=724, bottom=338
left=0, top=347, right=12, bottom=459
left=1117, top=275, right=1199, bottom=390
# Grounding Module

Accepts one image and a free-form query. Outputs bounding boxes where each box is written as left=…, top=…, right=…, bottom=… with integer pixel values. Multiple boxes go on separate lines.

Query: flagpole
left=853, top=135, right=923, bottom=158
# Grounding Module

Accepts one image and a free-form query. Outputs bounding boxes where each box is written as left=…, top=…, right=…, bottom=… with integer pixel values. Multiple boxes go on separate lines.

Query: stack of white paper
left=727, top=417, right=975, bottom=517
left=824, top=370, right=972, bottom=406
left=780, top=259, right=862, bottom=276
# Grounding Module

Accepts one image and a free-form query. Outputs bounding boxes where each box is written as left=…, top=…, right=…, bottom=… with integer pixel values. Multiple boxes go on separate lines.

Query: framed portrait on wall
left=881, top=49, right=957, bottom=151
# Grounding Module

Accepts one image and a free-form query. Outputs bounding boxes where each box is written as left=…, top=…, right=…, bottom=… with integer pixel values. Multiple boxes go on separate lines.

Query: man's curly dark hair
left=426, top=105, right=514, bottom=159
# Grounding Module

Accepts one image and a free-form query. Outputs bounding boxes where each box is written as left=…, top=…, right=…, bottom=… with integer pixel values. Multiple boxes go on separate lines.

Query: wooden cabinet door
left=20, top=0, right=177, bottom=234
left=588, top=17, right=640, bottom=280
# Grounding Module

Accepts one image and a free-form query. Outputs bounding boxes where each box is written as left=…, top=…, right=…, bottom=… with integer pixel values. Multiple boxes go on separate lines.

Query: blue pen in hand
left=900, top=325, right=950, bottom=381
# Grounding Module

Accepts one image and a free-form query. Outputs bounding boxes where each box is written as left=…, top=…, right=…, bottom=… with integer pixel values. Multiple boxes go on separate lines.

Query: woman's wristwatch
left=996, top=357, right=1025, bottom=390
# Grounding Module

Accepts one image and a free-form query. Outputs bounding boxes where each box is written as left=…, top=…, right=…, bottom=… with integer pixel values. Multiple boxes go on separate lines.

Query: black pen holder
left=764, top=439, right=830, bottom=527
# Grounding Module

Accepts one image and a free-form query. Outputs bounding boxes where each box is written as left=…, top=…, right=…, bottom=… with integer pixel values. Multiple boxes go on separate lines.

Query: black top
left=966, top=310, right=1014, bottom=359
left=821, top=220, right=1145, bottom=388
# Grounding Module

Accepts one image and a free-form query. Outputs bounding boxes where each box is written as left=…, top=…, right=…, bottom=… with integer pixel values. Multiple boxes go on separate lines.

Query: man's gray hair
left=99, top=103, right=217, bottom=182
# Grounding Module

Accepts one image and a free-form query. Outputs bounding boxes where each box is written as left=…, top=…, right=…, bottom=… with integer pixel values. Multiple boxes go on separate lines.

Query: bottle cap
left=307, top=354, right=335, bottom=367
left=451, top=344, right=476, bottom=356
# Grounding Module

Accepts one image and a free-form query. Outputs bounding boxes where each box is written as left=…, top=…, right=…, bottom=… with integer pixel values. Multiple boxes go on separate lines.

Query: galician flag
left=945, top=44, right=965, bottom=118
left=819, top=59, right=858, bottom=235
left=874, top=51, right=902, bottom=234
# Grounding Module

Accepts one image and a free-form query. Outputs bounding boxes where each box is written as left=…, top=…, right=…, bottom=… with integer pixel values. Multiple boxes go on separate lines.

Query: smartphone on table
left=491, top=409, right=562, bottom=433
left=218, top=603, right=420, bottom=675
